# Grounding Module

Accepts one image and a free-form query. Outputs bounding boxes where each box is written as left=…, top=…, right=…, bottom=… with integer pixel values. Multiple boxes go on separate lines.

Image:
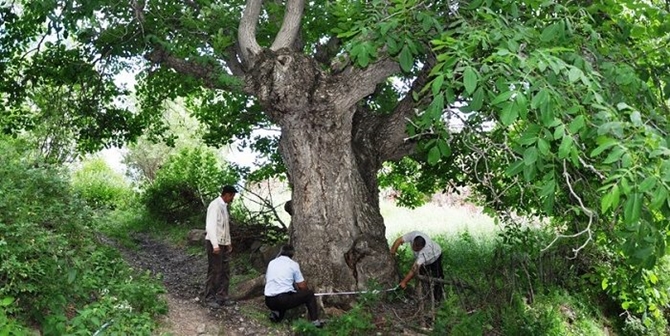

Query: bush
left=71, top=157, right=132, bottom=209
left=0, top=136, right=166, bottom=335
left=142, top=146, right=238, bottom=225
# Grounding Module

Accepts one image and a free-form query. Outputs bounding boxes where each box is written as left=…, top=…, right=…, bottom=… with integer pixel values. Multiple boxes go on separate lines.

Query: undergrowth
left=0, top=136, right=167, bottom=335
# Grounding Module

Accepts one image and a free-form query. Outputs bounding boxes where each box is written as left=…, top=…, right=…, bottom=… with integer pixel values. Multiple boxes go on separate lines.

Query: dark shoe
left=206, top=300, right=221, bottom=309
left=269, top=310, right=282, bottom=323
left=221, top=299, right=236, bottom=307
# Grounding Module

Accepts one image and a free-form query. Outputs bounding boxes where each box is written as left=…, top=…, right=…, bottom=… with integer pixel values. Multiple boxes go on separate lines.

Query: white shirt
left=205, top=197, right=231, bottom=247
left=264, top=256, right=305, bottom=296
left=402, top=231, right=442, bottom=266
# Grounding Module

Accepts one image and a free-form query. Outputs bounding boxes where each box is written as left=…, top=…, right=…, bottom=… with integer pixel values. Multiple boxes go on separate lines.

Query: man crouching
left=264, top=244, right=323, bottom=328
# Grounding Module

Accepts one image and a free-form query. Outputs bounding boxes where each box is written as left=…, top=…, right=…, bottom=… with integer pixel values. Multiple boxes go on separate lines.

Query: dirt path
left=106, top=233, right=292, bottom=336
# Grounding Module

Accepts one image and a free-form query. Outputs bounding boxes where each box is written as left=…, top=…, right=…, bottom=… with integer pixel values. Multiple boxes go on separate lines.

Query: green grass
left=381, top=200, right=498, bottom=241
left=237, top=183, right=499, bottom=243
left=103, top=185, right=636, bottom=335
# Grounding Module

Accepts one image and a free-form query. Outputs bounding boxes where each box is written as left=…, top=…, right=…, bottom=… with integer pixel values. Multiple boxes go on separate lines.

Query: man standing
left=390, top=231, right=444, bottom=301
left=204, top=185, right=237, bottom=308
left=264, top=245, right=323, bottom=328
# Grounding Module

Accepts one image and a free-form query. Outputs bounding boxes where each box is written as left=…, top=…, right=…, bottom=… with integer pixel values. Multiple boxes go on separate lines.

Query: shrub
left=71, top=157, right=132, bottom=209
left=0, top=136, right=166, bottom=334
left=142, top=146, right=238, bottom=225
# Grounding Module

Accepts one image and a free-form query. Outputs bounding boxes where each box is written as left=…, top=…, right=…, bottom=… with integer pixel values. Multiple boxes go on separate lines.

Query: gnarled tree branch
left=225, top=43, right=246, bottom=77
left=332, top=59, right=401, bottom=111
left=238, top=0, right=263, bottom=67
left=376, top=55, right=436, bottom=162
left=145, top=47, right=244, bottom=91
left=270, top=0, right=305, bottom=51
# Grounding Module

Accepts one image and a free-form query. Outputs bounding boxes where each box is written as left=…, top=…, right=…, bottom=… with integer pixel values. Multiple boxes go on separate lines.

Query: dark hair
left=412, top=236, right=426, bottom=249
left=221, top=185, right=238, bottom=195
left=279, top=244, right=295, bottom=258
left=284, top=200, right=293, bottom=216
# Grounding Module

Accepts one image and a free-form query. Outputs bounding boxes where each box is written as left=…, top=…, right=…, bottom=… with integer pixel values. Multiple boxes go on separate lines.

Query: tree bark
left=248, top=49, right=399, bottom=306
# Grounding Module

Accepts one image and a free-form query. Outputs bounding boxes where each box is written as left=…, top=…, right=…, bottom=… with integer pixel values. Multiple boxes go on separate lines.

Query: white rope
left=314, top=286, right=399, bottom=297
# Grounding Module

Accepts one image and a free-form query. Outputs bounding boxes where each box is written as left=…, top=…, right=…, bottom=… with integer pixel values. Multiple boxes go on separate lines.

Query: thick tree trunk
left=248, top=49, right=398, bottom=306
left=280, top=116, right=398, bottom=303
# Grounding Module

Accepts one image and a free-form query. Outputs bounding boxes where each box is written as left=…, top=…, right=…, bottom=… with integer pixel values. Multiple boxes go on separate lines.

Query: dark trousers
left=204, top=240, right=231, bottom=301
left=419, top=253, right=444, bottom=301
left=265, top=290, right=318, bottom=321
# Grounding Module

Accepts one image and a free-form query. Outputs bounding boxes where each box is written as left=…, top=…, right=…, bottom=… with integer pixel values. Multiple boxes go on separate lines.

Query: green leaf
left=492, top=91, right=514, bottom=106
left=553, top=124, right=565, bottom=140
left=427, top=146, right=440, bottom=165
left=67, top=269, right=77, bottom=284
left=399, top=45, right=413, bottom=72
left=568, top=67, right=581, bottom=83
left=468, top=0, right=484, bottom=9
left=623, top=193, right=642, bottom=224
left=540, top=177, right=555, bottom=197
left=590, top=138, right=617, bottom=157
left=568, top=115, right=585, bottom=133
left=537, top=138, right=550, bottom=155
left=523, top=162, right=537, bottom=182
left=431, top=74, right=445, bottom=97
left=531, top=89, right=549, bottom=109
left=463, top=67, right=478, bottom=95
left=515, top=93, right=528, bottom=119
left=357, top=51, right=370, bottom=67
left=639, top=176, right=656, bottom=193
left=505, top=160, right=524, bottom=176
left=500, top=102, right=518, bottom=126
left=0, top=297, right=14, bottom=307
left=541, top=23, right=559, bottom=42
left=437, top=140, right=451, bottom=157
left=611, top=184, right=621, bottom=210
left=558, top=135, right=573, bottom=159
left=427, top=93, right=445, bottom=119
left=523, top=147, right=538, bottom=166
left=601, top=185, right=620, bottom=213
left=469, top=87, right=484, bottom=111
left=543, top=192, right=555, bottom=215
left=650, top=187, right=668, bottom=209
left=601, top=278, right=608, bottom=290
left=630, top=111, right=642, bottom=126
left=634, top=246, right=654, bottom=260
left=603, top=147, right=625, bottom=164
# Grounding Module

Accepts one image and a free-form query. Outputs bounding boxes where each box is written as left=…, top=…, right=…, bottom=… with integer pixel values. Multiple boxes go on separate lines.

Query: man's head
left=279, top=244, right=295, bottom=258
left=221, top=185, right=238, bottom=204
left=412, top=236, right=426, bottom=252
left=284, top=200, right=293, bottom=216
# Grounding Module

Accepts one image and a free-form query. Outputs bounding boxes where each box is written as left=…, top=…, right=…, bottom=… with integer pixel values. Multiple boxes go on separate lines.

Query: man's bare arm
left=390, top=236, right=405, bottom=255
left=295, top=281, right=308, bottom=291
left=399, top=263, right=418, bottom=289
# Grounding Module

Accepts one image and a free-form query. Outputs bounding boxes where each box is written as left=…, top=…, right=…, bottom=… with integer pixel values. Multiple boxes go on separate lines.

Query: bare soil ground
left=111, top=233, right=429, bottom=336
left=110, top=233, right=292, bottom=336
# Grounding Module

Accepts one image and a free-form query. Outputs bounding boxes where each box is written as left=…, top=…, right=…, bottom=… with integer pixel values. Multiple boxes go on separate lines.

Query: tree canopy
left=2, top=0, right=670, bottom=303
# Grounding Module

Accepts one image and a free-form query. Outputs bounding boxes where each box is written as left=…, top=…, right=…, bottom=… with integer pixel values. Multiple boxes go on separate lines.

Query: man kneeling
left=264, top=245, right=323, bottom=328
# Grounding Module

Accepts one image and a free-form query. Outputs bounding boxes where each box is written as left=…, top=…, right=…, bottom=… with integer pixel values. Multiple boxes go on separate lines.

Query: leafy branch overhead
left=1, top=0, right=670, bottom=312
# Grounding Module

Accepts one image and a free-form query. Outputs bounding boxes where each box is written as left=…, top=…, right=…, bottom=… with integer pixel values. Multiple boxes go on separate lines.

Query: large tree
left=2, top=0, right=669, bottom=304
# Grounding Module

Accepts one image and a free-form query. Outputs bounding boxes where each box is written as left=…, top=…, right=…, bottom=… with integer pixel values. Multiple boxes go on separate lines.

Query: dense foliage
left=142, top=146, right=239, bottom=224
left=71, top=157, right=132, bottom=209
left=1, top=0, right=669, bottom=330
left=0, top=136, right=167, bottom=334
left=371, top=0, right=670, bottom=323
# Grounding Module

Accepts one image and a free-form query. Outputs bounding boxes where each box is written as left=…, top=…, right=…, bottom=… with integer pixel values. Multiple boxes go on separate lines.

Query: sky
left=102, top=69, right=263, bottom=175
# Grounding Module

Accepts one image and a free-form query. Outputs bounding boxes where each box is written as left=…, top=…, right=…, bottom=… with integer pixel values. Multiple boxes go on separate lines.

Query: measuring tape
left=314, top=285, right=399, bottom=297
